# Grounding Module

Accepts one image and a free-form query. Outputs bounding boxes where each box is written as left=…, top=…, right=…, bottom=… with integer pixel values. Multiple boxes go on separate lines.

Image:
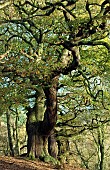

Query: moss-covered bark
left=26, top=77, right=59, bottom=160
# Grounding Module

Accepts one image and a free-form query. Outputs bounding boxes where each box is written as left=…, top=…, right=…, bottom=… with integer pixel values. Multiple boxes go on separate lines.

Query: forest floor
left=0, top=156, right=86, bottom=170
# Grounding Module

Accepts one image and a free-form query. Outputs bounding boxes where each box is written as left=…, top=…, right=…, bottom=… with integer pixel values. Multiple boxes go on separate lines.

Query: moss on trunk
left=26, top=77, right=59, bottom=160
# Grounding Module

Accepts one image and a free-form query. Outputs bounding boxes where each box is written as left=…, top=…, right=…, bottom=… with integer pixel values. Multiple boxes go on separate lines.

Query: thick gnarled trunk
left=26, top=47, right=80, bottom=159
left=26, top=122, right=44, bottom=158
left=41, top=76, right=59, bottom=135
left=26, top=76, right=59, bottom=159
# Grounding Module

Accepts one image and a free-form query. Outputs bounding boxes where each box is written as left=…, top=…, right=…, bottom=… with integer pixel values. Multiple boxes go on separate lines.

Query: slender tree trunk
left=15, top=111, right=20, bottom=155
left=97, top=125, right=104, bottom=170
left=74, top=141, right=89, bottom=169
left=6, top=111, right=14, bottom=156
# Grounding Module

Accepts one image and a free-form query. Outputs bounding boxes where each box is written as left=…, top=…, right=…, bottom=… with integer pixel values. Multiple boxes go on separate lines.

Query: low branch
left=78, top=40, right=110, bottom=52
left=60, top=40, right=110, bottom=52
left=6, top=34, right=34, bottom=47
left=20, top=50, right=35, bottom=60
left=0, top=49, right=11, bottom=61
left=56, top=118, right=110, bottom=138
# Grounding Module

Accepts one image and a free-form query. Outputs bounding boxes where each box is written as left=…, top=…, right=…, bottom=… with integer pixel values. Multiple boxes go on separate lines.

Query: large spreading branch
left=61, top=40, right=110, bottom=52
left=1, top=0, right=109, bottom=48
left=1, top=0, right=110, bottom=85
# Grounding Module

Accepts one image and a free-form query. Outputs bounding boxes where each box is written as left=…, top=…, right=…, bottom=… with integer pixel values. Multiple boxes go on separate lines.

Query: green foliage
left=43, top=155, right=60, bottom=165
left=0, top=0, right=110, bottom=168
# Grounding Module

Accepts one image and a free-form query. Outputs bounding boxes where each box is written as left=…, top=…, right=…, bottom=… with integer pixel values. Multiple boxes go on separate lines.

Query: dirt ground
left=0, top=156, right=86, bottom=170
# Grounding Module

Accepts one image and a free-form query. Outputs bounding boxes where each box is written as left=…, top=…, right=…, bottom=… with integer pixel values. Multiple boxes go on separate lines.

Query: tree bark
left=48, top=130, right=58, bottom=158
left=15, top=111, right=20, bottom=155
left=41, top=76, right=59, bottom=135
left=26, top=77, right=59, bottom=159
